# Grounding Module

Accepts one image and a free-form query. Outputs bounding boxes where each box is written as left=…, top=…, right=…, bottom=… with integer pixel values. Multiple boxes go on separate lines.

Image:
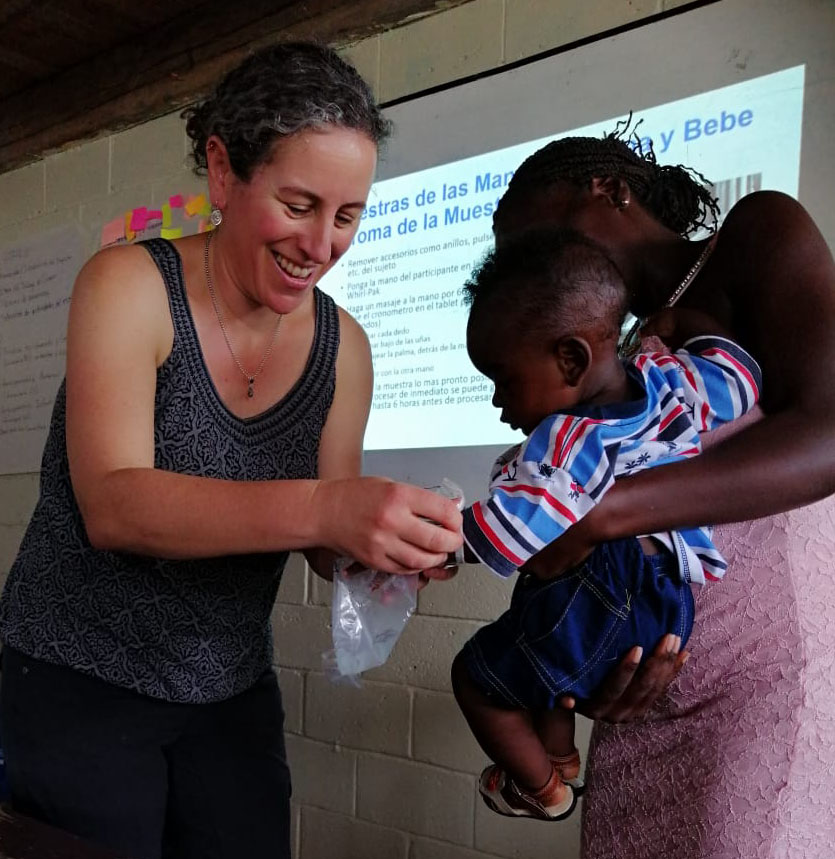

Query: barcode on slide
left=710, top=172, right=762, bottom=218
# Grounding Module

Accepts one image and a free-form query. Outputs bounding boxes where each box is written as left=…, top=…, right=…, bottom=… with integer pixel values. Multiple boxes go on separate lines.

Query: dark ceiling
left=0, top=0, right=471, bottom=173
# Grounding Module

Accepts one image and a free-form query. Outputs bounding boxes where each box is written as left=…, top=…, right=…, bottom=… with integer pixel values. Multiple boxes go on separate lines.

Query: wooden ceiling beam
left=0, top=0, right=474, bottom=174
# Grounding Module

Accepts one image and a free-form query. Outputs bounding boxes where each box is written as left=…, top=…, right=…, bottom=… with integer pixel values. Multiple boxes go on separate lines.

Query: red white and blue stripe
left=463, top=336, right=762, bottom=585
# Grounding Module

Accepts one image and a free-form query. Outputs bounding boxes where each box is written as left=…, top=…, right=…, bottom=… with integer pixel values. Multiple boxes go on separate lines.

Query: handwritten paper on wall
left=0, top=226, right=85, bottom=475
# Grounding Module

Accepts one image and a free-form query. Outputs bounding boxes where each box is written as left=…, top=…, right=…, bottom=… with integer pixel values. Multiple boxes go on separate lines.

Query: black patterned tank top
left=0, top=239, right=339, bottom=703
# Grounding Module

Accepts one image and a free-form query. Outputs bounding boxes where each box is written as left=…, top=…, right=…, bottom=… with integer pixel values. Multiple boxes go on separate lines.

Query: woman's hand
left=640, top=307, right=732, bottom=350
left=561, top=634, right=689, bottom=722
left=313, top=476, right=464, bottom=575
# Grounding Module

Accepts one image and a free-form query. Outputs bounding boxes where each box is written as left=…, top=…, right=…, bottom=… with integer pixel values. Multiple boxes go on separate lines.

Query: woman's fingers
left=317, top=478, right=463, bottom=574
left=580, top=646, right=644, bottom=720
left=574, top=634, right=685, bottom=722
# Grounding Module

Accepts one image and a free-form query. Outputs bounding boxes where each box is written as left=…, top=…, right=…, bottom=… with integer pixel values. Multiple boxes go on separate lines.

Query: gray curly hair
left=183, top=42, right=391, bottom=181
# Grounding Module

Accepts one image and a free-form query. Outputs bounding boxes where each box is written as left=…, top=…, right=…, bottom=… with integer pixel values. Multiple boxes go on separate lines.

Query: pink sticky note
left=147, top=209, right=163, bottom=222
left=130, top=207, right=149, bottom=232
left=184, top=193, right=207, bottom=217
left=100, top=216, right=125, bottom=247
left=169, top=194, right=184, bottom=208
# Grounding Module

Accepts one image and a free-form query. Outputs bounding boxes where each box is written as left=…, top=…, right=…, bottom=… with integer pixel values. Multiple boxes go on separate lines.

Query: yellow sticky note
left=161, top=227, right=183, bottom=240
left=184, top=194, right=206, bottom=217
left=161, top=203, right=172, bottom=228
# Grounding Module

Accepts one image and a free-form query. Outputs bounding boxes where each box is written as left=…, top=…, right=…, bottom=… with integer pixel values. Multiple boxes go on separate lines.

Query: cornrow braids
left=496, top=116, right=720, bottom=237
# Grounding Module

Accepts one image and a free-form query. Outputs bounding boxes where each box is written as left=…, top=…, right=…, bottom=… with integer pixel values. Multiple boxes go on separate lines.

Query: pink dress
left=581, top=410, right=835, bottom=858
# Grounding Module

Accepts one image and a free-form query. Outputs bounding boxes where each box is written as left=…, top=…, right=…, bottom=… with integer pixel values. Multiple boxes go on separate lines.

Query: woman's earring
left=210, top=206, right=223, bottom=227
left=617, top=198, right=630, bottom=210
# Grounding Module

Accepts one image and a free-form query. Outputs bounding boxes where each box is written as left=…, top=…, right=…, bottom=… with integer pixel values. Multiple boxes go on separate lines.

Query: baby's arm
left=462, top=417, right=610, bottom=578
left=661, top=335, right=763, bottom=429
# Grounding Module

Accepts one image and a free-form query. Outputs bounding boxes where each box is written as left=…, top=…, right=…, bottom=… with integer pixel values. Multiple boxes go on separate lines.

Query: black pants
left=0, top=648, right=291, bottom=859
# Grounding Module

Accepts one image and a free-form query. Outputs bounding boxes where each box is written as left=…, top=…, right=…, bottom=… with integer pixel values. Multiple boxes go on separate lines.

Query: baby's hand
left=641, top=307, right=731, bottom=350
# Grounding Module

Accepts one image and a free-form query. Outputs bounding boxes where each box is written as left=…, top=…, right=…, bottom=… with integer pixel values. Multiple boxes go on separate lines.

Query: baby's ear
left=554, top=336, right=591, bottom=387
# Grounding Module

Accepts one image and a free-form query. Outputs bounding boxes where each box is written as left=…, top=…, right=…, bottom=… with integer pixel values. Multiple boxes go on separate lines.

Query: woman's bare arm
left=66, top=247, right=461, bottom=570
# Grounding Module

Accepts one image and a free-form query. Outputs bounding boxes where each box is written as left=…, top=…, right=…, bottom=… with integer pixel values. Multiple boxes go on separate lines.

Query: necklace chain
left=203, top=230, right=282, bottom=398
left=665, top=233, right=717, bottom=308
left=617, top=233, right=718, bottom=360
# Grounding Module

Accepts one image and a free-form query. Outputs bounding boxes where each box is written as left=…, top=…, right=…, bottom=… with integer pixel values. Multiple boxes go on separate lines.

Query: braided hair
left=496, top=117, right=720, bottom=237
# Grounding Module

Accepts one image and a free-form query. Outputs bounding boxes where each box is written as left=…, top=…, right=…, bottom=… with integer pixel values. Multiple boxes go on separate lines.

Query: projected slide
left=319, top=66, right=804, bottom=451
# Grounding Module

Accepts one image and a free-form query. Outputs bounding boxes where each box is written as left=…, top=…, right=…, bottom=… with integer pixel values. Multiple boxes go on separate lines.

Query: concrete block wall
left=0, top=1, right=697, bottom=856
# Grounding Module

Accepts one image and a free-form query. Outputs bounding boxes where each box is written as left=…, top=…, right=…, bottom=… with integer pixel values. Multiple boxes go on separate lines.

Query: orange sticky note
left=124, top=211, right=136, bottom=242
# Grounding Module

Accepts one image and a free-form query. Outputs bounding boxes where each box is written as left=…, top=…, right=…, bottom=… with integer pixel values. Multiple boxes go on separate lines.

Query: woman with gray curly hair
left=0, top=42, right=462, bottom=859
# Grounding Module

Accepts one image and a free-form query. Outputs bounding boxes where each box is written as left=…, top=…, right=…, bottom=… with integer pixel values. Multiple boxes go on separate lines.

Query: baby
left=451, top=228, right=761, bottom=821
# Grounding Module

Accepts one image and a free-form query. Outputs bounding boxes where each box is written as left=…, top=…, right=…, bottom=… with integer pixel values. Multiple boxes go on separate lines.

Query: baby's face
left=468, top=323, right=579, bottom=435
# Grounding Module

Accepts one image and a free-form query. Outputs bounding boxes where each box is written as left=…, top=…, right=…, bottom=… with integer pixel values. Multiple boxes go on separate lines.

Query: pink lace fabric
left=581, top=407, right=835, bottom=857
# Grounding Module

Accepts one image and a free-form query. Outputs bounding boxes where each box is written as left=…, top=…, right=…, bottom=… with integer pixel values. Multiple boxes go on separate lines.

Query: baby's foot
left=550, top=749, right=585, bottom=794
left=478, top=762, right=576, bottom=821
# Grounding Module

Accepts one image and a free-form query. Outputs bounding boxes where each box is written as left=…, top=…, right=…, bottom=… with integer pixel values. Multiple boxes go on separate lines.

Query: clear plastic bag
left=324, top=478, right=464, bottom=684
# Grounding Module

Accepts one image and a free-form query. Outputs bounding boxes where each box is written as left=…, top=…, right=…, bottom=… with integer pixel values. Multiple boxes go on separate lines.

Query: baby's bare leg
left=451, top=653, right=552, bottom=791
left=533, top=708, right=582, bottom=785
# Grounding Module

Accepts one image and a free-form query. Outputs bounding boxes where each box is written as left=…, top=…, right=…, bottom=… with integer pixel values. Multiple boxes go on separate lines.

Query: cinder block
left=357, top=754, right=474, bottom=844
left=277, top=667, right=304, bottom=734
left=339, top=37, right=382, bottom=98
left=79, top=185, right=157, bottom=247
left=380, top=0, right=504, bottom=102
left=150, top=170, right=209, bottom=208
left=474, top=792, right=582, bottom=858
left=277, top=551, right=308, bottom=606
left=410, top=837, right=508, bottom=859
left=300, top=806, right=408, bottom=859
left=368, top=615, right=482, bottom=692
left=0, top=161, right=45, bottom=227
left=305, top=672, right=411, bottom=755
left=110, top=111, right=187, bottom=192
left=310, top=570, right=332, bottom=607
left=285, top=734, right=356, bottom=815
left=0, top=473, right=40, bottom=525
left=290, top=802, right=301, bottom=858
left=413, top=690, right=485, bottom=774
left=271, top=603, right=332, bottom=671
left=504, top=0, right=659, bottom=63
left=45, top=138, right=110, bottom=211
left=418, top=564, right=512, bottom=621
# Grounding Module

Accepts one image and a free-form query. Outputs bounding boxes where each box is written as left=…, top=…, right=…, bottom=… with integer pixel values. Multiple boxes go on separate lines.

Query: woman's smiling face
left=214, top=125, right=378, bottom=314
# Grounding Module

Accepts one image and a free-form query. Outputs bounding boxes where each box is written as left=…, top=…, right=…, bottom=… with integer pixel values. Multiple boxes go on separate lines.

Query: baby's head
left=464, top=228, right=627, bottom=434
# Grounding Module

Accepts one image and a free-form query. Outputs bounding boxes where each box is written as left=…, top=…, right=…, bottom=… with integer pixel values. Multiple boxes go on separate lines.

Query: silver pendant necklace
left=203, top=230, right=282, bottom=398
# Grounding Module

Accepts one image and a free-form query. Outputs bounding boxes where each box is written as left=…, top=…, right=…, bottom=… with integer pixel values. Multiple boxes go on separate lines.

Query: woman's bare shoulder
left=75, top=242, right=163, bottom=294
left=334, top=303, right=372, bottom=361
left=70, top=242, right=174, bottom=363
left=719, top=190, right=820, bottom=247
